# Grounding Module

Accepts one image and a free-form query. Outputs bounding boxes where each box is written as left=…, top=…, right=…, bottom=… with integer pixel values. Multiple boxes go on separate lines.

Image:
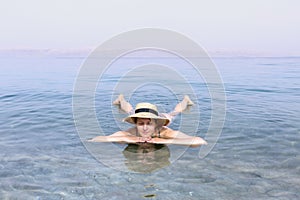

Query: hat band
left=135, top=108, right=158, bottom=116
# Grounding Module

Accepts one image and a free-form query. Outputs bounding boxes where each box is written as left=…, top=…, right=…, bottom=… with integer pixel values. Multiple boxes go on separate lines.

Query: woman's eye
left=137, top=120, right=153, bottom=126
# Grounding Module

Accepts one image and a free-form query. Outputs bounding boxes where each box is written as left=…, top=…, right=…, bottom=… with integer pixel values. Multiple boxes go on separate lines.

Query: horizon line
left=0, top=47, right=299, bottom=57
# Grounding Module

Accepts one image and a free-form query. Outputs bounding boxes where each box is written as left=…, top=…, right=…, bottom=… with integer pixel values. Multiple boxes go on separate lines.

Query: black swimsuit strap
left=153, top=129, right=160, bottom=138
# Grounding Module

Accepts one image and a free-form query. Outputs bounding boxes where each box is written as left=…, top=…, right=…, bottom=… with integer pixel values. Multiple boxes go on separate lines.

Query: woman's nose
left=143, top=124, right=148, bottom=130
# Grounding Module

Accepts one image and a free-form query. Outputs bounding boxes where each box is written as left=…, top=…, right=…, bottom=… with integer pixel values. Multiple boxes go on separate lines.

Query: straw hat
left=123, top=102, right=169, bottom=126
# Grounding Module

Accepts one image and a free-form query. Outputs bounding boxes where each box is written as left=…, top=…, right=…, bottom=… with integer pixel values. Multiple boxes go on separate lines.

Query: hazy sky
left=1, top=0, right=299, bottom=55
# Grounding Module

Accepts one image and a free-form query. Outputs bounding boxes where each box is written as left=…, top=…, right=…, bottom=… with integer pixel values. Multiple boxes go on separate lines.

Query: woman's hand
left=148, top=137, right=169, bottom=144
left=124, top=136, right=141, bottom=143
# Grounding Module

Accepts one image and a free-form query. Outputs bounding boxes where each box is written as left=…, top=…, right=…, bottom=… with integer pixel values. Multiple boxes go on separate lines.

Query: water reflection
left=122, top=143, right=170, bottom=173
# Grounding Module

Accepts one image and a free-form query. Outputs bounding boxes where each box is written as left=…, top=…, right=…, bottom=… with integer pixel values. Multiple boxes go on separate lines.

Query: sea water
left=0, top=53, right=299, bottom=199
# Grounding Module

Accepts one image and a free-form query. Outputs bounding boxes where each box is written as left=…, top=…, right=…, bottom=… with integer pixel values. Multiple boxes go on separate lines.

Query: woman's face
left=136, top=118, right=156, bottom=139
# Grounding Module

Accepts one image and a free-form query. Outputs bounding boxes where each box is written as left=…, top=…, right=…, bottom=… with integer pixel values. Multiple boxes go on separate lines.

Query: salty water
left=0, top=53, right=299, bottom=199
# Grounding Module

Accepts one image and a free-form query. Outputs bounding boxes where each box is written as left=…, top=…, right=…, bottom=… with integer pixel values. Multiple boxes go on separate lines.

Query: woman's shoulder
left=159, top=126, right=176, bottom=138
left=124, top=127, right=137, bottom=135
left=160, top=126, right=171, bottom=132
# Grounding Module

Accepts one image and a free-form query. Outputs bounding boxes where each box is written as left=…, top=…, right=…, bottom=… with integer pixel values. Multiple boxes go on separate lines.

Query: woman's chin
left=141, top=135, right=151, bottom=139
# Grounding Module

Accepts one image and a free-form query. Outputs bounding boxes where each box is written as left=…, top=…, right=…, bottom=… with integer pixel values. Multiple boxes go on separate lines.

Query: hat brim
left=123, top=112, right=170, bottom=126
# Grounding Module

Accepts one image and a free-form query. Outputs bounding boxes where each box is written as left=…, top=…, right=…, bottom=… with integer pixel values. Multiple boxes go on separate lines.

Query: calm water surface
left=0, top=54, right=299, bottom=199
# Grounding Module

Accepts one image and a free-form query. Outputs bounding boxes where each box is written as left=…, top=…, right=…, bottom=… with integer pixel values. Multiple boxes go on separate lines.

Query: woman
left=88, top=95, right=207, bottom=147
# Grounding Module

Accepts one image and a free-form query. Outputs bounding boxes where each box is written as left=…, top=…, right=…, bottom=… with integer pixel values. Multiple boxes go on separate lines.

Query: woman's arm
left=160, top=127, right=200, bottom=139
left=87, top=129, right=139, bottom=143
left=88, top=136, right=139, bottom=143
left=157, top=127, right=207, bottom=147
left=87, top=135, right=140, bottom=143
left=88, top=134, right=206, bottom=146
left=150, top=137, right=207, bottom=147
